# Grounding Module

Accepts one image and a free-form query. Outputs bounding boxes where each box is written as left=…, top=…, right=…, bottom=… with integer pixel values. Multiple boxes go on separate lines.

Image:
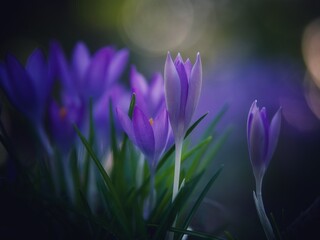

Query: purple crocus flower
left=49, top=92, right=85, bottom=153
left=247, top=100, right=282, bottom=189
left=49, top=41, right=129, bottom=101
left=0, top=49, right=53, bottom=154
left=164, top=52, right=202, bottom=142
left=0, top=49, right=52, bottom=122
left=130, top=66, right=165, bottom=117
left=94, top=84, right=131, bottom=154
left=117, top=106, right=170, bottom=169
left=164, top=52, right=202, bottom=201
left=247, top=100, right=281, bottom=240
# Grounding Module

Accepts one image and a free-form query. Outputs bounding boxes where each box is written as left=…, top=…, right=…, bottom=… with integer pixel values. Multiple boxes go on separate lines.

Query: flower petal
left=184, top=53, right=202, bottom=130
left=105, top=48, right=129, bottom=85
left=152, top=108, right=169, bottom=165
left=49, top=41, right=73, bottom=91
left=116, top=107, right=135, bottom=142
left=130, top=65, right=148, bottom=95
left=132, top=107, right=155, bottom=160
left=247, top=100, right=258, bottom=145
left=72, top=42, right=90, bottom=82
left=249, top=107, right=267, bottom=179
left=164, top=52, right=181, bottom=134
left=26, top=48, right=51, bottom=103
left=5, top=54, right=39, bottom=118
left=266, top=107, right=282, bottom=166
left=84, top=47, right=115, bottom=99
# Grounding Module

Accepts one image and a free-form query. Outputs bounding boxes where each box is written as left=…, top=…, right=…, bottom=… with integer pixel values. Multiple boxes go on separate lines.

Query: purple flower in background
left=49, top=92, right=85, bottom=153
left=164, top=52, right=202, bottom=142
left=130, top=66, right=165, bottom=117
left=247, top=100, right=282, bottom=189
left=94, top=85, right=131, bottom=153
left=49, top=41, right=129, bottom=101
left=0, top=49, right=53, bottom=122
left=117, top=106, right=170, bottom=169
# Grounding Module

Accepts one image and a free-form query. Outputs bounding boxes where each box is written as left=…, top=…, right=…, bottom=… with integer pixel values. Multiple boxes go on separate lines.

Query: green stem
left=172, top=139, right=183, bottom=202
left=254, top=178, right=276, bottom=240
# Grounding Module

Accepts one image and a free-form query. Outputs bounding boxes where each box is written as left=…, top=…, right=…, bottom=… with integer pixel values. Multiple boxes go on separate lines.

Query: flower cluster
left=0, top=40, right=283, bottom=240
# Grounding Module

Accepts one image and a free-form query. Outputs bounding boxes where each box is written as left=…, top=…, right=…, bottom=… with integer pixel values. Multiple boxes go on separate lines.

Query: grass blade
left=177, top=166, right=224, bottom=240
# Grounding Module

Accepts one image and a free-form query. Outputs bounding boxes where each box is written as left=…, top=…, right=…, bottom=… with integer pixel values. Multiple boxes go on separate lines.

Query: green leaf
left=157, top=112, right=209, bottom=171
left=196, top=128, right=231, bottom=174
left=74, top=125, right=131, bottom=238
left=128, top=93, right=136, bottom=119
left=149, top=224, right=225, bottom=240
left=152, top=173, right=203, bottom=240
left=201, top=105, right=228, bottom=139
left=177, top=166, right=223, bottom=240
left=82, top=98, right=95, bottom=197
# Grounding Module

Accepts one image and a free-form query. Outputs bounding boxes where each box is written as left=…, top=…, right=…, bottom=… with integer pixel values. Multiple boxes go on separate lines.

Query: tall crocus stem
left=253, top=179, right=276, bottom=240
left=172, top=138, right=183, bottom=202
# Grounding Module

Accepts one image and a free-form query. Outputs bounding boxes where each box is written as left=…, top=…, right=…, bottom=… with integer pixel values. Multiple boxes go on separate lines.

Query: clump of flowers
left=1, top=40, right=289, bottom=240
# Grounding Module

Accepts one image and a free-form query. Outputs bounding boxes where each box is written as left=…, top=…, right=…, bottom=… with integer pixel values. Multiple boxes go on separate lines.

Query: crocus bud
left=164, top=52, right=202, bottom=142
left=247, top=100, right=282, bottom=187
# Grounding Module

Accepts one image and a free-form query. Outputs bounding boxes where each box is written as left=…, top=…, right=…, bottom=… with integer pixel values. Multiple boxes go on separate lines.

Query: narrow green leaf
left=152, top=174, right=203, bottom=240
left=177, top=166, right=224, bottom=240
left=201, top=105, right=228, bottom=139
left=83, top=98, right=94, bottom=197
left=74, top=125, right=131, bottom=237
left=128, top=93, right=136, bottom=119
left=149, top=224, right=225, bottom=240
left=182, top=136, right=212, bottom=162
left=157, top=112, right=209, bottom=171
left=270, top=212, right=283, bottom=240
left=196, top=128, right=231, bottom=174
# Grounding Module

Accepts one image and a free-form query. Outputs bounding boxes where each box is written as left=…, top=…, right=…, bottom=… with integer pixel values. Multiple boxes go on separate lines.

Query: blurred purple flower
left=0, top=49, right=53, bottom=122
left=247, top=100, right=281, bottom=188
left=117, top=106, right=170, bottom=169
left=49, top=92, right=85, bottom=153
left=164, top=52, right=202, bottom=142
left=49, top=41, right=129, bottom=101
left=130, top=66, right=165, bottom=117
left=94, top=85, right=131, bottom=153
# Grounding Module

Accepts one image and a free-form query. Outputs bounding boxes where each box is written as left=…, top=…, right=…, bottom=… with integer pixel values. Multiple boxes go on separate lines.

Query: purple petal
left=130, top=65, right=148, bottom=95
left=148, top=73, right=164, bottom=115
left=105, top=48, right=129, bottom=85
left=184, top=59, right=192, bottom=78
left=5, top=54, right=39, bottom=118
left=116, top=107, right=135, bottom=142
left=247, top=100, right=258, bottom=144
left=266, top=107, right=282, bottom=166
left=185, top=53, right=202, bottom=130
left=132, top=107, right=155, bottom=159
left=26, top=49, right=51, bottom=103
left=249, top=107, right=267, bottom=178
left=72, top=42, right=90, bottom=82
left=164, top=52, right=181, bottom=133
left=49, top=41, right=73, bottom=91
left=84, top=47, right=115, bottom=99
left=260, top=107, right=269, bottom=157
left=175, top=60, right=189, bottom=120
left=152, top=108, right=169, bottom=164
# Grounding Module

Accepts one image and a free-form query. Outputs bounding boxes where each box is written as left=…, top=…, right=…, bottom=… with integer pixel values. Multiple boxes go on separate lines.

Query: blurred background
left=1, top=0, right=320, bottom=239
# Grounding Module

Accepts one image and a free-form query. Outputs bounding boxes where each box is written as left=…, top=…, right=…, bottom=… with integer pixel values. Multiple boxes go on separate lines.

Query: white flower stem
left=172, top=139, right=183, bottom=202
left=253, top=178, right=276, bottom=240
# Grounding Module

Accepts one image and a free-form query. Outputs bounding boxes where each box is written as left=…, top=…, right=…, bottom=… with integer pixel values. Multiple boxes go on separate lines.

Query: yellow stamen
left=59, top=107, right=67, bottom=119
left=149, top=118, right=154, bottom=126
